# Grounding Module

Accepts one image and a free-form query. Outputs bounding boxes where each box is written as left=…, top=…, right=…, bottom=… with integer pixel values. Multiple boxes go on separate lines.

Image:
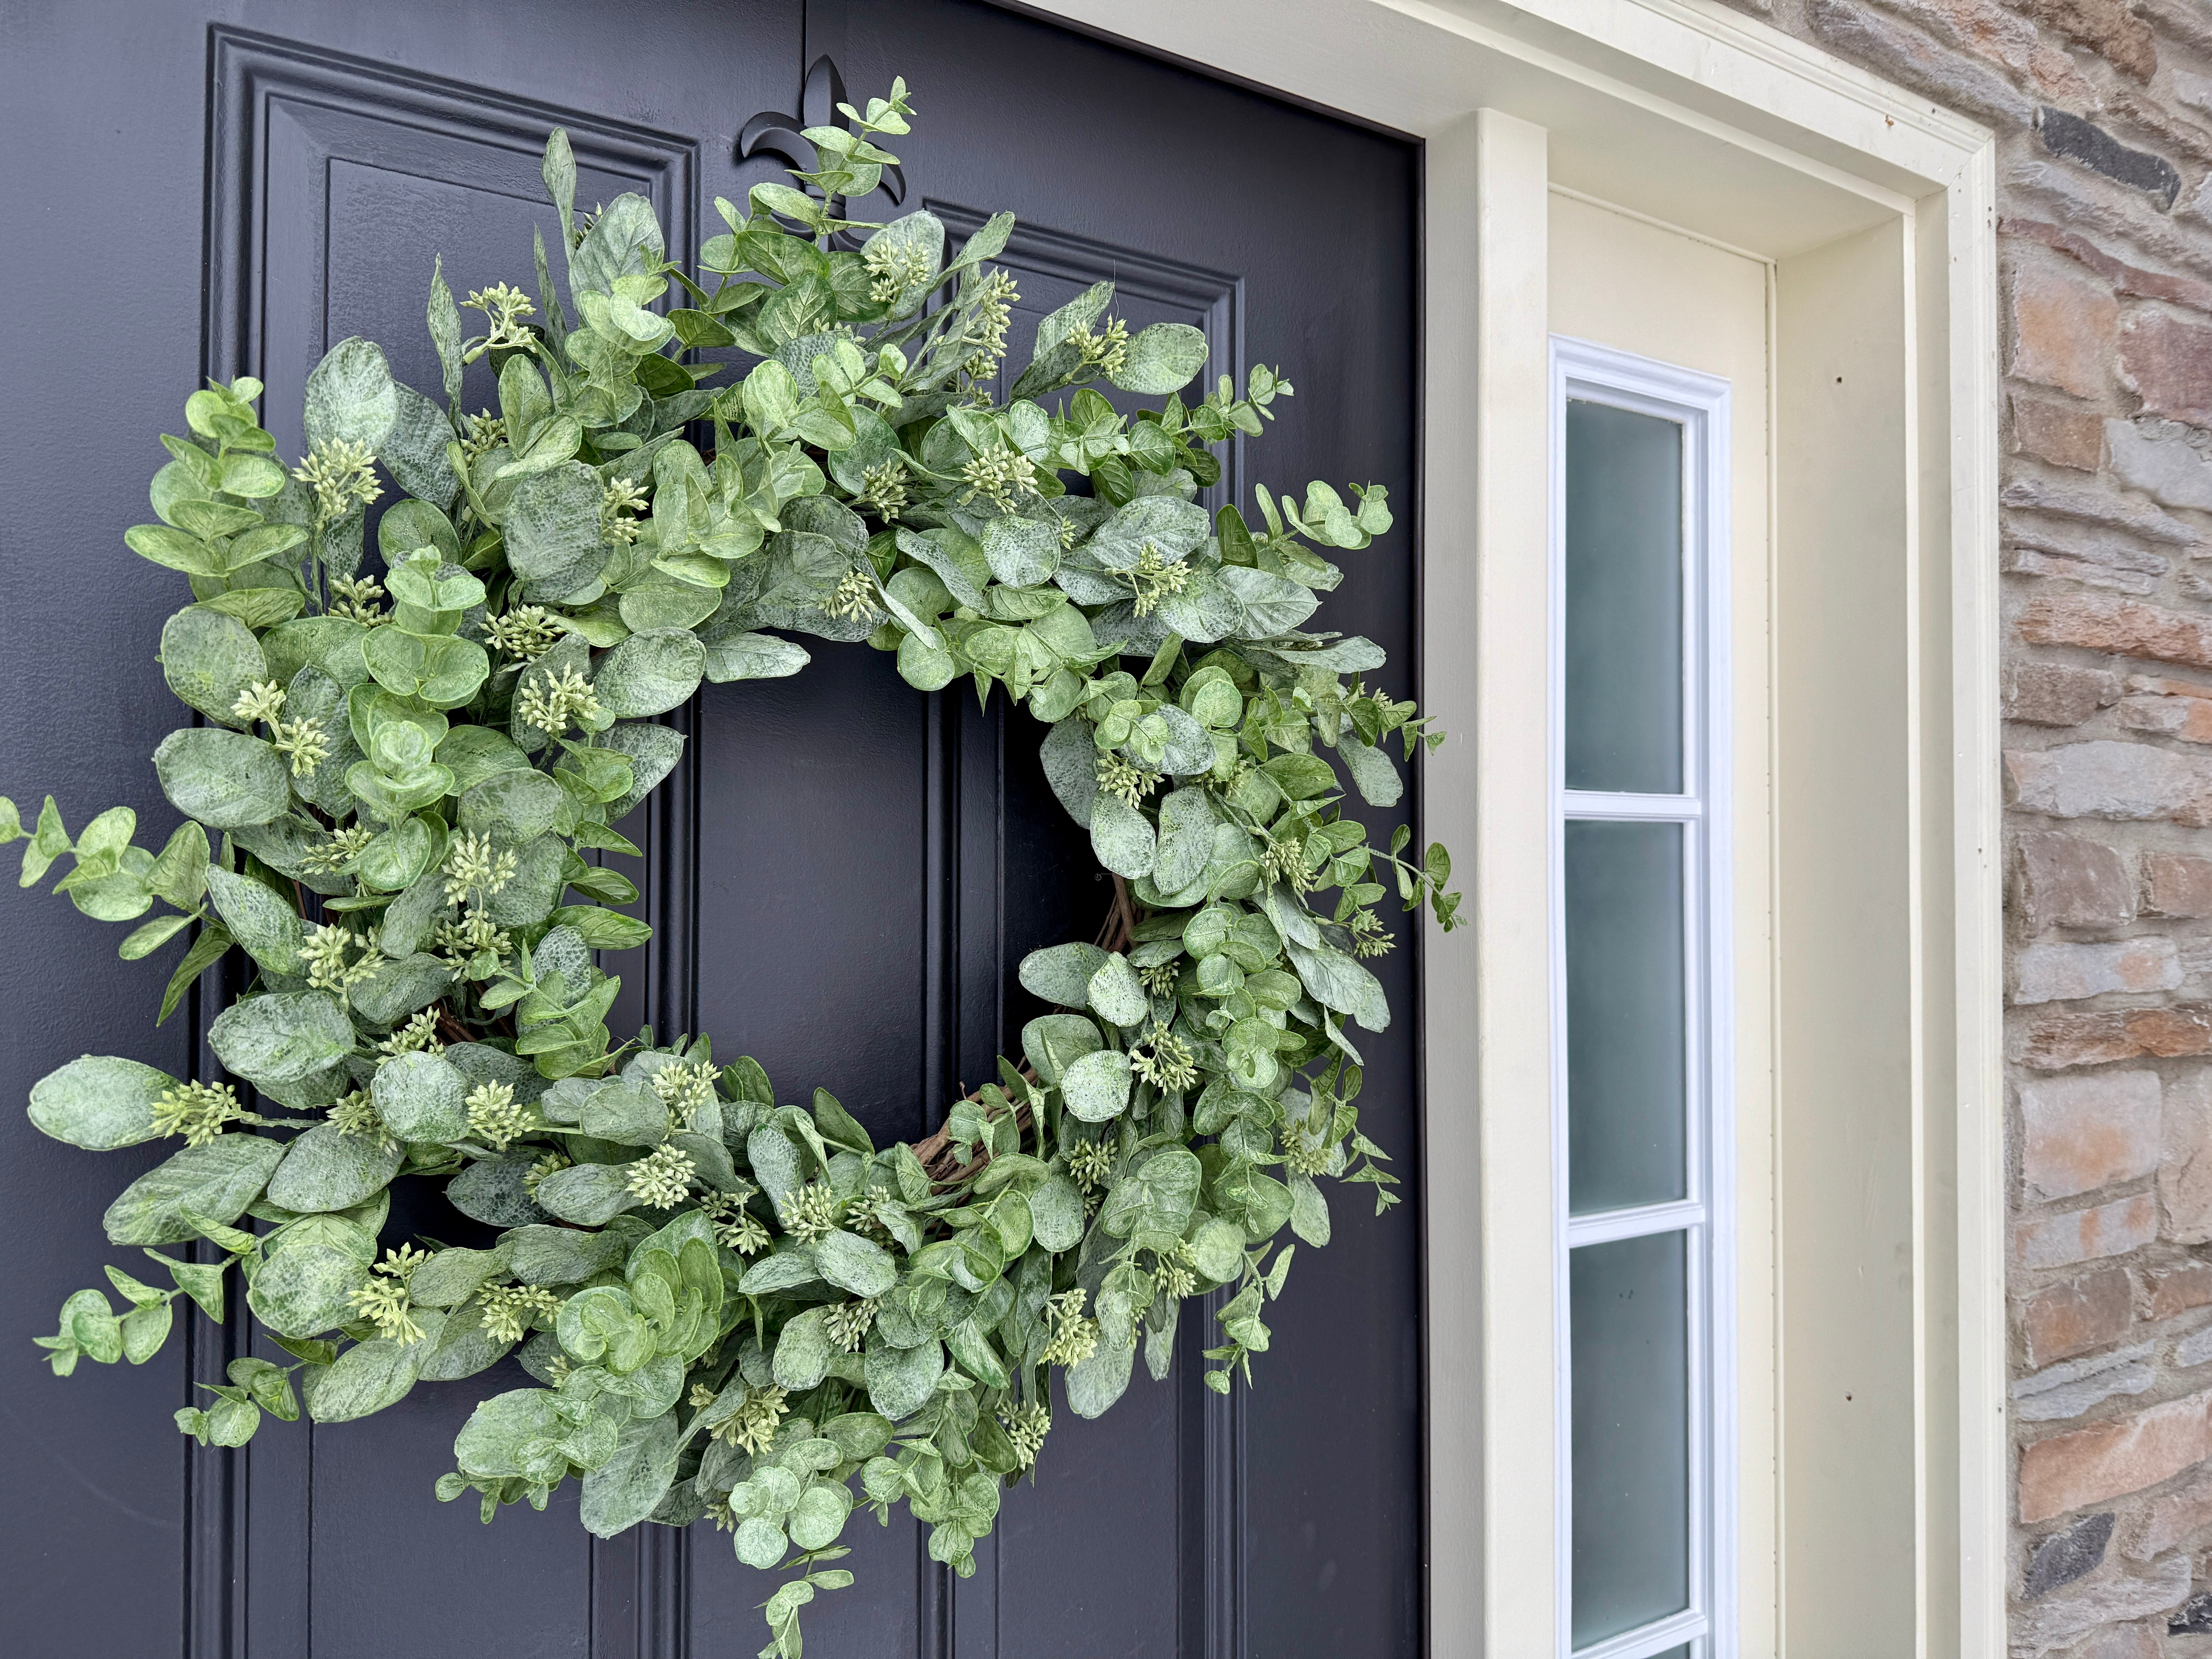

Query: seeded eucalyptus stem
left=10, top=77, right=1458, bottom=1658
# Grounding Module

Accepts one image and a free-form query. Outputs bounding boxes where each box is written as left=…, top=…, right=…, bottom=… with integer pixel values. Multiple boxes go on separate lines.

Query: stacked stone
left=1720, top=0, right=2212, bottom=1650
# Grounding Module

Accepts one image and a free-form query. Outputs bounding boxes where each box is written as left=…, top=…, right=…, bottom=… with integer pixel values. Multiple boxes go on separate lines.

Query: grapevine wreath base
left=15, top=81, right=1457, bottom=1654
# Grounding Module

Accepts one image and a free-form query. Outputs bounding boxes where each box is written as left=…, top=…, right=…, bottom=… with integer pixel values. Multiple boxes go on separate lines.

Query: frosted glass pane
left=1565, top=399, right=1683, bottom=794
left=1565, top=819, right=1687, bottom=1212
left=1571, top=1232, right=1691, bottom=1649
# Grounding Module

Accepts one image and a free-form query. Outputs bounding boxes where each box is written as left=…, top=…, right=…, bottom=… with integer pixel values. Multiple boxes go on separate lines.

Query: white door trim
left=1014, top=3, right=2003, bottom=1653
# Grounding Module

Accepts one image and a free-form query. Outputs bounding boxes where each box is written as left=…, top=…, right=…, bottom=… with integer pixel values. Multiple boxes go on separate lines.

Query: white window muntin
left=1548, top=336, right=1736, bottom=1659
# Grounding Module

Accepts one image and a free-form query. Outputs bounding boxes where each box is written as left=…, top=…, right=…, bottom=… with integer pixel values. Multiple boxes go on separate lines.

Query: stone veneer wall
left=1714, top=0, right=2212, bottom=1650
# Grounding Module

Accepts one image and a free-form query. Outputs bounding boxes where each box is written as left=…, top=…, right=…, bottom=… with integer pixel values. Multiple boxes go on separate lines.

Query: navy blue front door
left=0, top=3, right=1420, bottom=1652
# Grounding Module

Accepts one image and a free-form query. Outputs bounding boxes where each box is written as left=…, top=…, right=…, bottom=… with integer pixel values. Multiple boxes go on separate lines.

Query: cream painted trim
left=1431, top=106, right=1556, bottom=1654
left=1013, top=2, right=2004, bottom=1654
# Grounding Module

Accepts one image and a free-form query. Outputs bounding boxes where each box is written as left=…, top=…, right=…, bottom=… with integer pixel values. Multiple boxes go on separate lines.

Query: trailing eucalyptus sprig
left=14, top=82, right=1457, bottom=1657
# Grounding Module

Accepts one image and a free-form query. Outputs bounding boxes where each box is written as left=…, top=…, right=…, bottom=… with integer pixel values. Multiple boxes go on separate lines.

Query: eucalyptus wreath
left=14, top=82, right=1458, bottom=1654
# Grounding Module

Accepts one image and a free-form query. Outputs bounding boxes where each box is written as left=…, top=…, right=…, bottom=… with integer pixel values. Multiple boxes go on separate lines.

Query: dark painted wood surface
left=0, top=3, right=1419, bottom=1652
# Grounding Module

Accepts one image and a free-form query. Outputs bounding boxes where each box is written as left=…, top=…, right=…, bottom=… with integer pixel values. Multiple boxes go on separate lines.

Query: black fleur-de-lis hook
left=738, top=55, right=906, bottom=247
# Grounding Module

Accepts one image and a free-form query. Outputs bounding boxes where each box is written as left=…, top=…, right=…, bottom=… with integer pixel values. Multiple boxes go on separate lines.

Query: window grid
left=1550, top=336, right=1736, bottom=1659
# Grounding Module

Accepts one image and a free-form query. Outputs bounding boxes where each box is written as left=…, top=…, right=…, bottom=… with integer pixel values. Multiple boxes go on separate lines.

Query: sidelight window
left=1550, top=338, right=1735, bottom=1659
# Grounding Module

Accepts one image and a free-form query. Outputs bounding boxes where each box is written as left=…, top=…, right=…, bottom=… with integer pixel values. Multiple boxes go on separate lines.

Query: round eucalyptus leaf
left=435, top=725, right=532, bottom=794
left=863, top=1332, right=943, bottom=1422
left=458, top=769, right=565, bottom=843
left=29, top=1054, right=175, bottom=1150
left=304, top=337, right=398, bottom=451
left=455, top=1387, right=563, bottom=1479
left=361, top=626, right=489, bottom=709
left=580, top=1411, right=683, bottom=1539
left=578, top=1078, right=667, bottom=1146
left=1088, top=791, right=1155, bottom=879
left=161, top=606, right=267, bottom=727
left=1085, top=954, right=1150, bottom=1029
left=1015, top=942, right=1107, bottom=1010
left=348, top=952, right=453, bottom=1027
left=382, top=383, right=460, bottom=513
left=1087, top=495, right=1209, bottom=569
left=773, top=1305, right=834, bottom=1392
left=1216, top=563, right=1319, bottom=638
left=1058, top=1047, right=1132, bottom=1124
left=266, top=1123, right=405, bottom=1214
left=481, top=834, right=567, bottom=927
left=1028, top=1173, right=1086, bottom=1253
left=1039, top=717, right=1098, bottom=828
left=1188, top=1218, right=1245, bottom=1283
left=505, top=464, right=608, bottom=587
left=979, top=514, right=1059, bottom=587
left=1065, top=1324, right=1137, bottom=1419
left=153, top=728, right=291, bottom=828
left=535, top=1161, right=638, bottom=1226
left=208, top=992, right=356, bottom=1087
left=304, top=1319, right=440, bottom=1424
left=378, top=497, right=460, bottom=565
left=415, top=1297, right=516, bottom=1383
left=447, top=1156, right=551, bottom=1228
left=204, top=865, right=304, bottom=977
left=1154, top=706, right=1218, bottom=777
left=261, top=616, right=371, bottom=692
left=895, top=631, right=957, bottom=691
left=370, top=1051, right=467, bottom=1141
left=1099, top=1147, right=1203, bottom=1243
left=592, top=627, right=706, bottom=719
left=618, top=577, right=721, bottom=635
left=814, top=1229, right=897, bottom=1298
left=103, top=1136, right=285, bottom=1247
left=1107, top=322, right=1209, bottom=396
left=787, top=1481, right=853, bottom=1552
left=1020, top=1014, right=1102, bottom=1087
left=735, top=1517, right=788, bottom=1571
left=506, top=1223, right=626, bottom=1287
left=407, top=1245, right=507, bottom=1310
left=247, top=1238, right=370, bottom=1338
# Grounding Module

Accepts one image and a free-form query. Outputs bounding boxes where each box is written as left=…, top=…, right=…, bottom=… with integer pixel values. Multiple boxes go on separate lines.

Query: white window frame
left=1548, top=338, right=1736, bottom=1659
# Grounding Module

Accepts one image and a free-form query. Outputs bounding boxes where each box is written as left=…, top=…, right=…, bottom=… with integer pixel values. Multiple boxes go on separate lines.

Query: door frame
left=1017, top=2, right=2002, bottom=1654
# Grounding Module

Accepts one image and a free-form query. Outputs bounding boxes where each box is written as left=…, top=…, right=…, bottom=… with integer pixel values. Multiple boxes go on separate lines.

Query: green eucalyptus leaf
left=1089, top=792, right=1156, bottom=879
left=371, top=1051, right=469, bottom=1141
left=304, top=338, right=398, bottom=451
left=304, top=1318, right=441, bottom=1423
left=249, top=1235, right=371, bottom=1338
left=863, top=1331, right=943, bottom=1421
left=592, top=628, right=706, bottom=719
left=161, top=607, right=268, bottom=727
left=104, top=1137, right=285, bottom=1247
left=203, top=865, right=304, bottom=977
left=266, top=1123, right=405, bottom=1213
left=209, top=992, right=356, bottom=1087
left=701, top=627, right=810, bottom=683
left=580, top=1410, right=682, bottom=1538
left=154, top=728, right=291, bottom=828
left=1059, top=1048, right=1132, bottom=1123
left=1020, top=1014, right=1102, bottom=1087
left=1108, top=322, right=1209, bottom=395
left=814, top=1230, right=897, bottom=1298
left=535, top=1161, right=639, bottom=1226
left=29, top=1054, right=176, bottom=1150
